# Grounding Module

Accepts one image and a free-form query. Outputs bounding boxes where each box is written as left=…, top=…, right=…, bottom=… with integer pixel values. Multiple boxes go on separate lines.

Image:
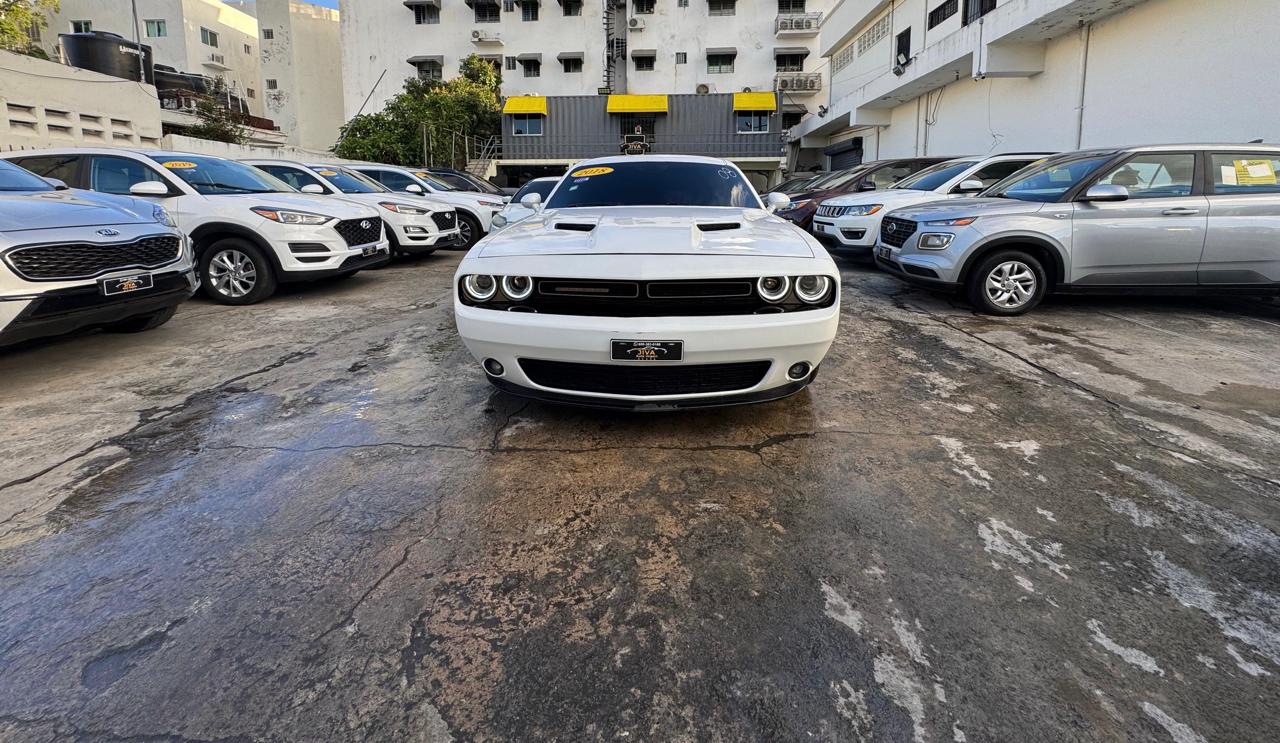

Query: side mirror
left=856, top=179, right=877, bottom=192
left=43, top=177, right=69, bottom=190
left=954, top=179, right=985, bottom=194
left=519, top=191, right=542, bottom=210
left=300, top=183, right=326, bottom=194
left=405, top=183, right=425, bottom=194
left=764, top=191, right=791, bottom=213
left=129, top=181, right=170, bottom=197
left=1081, top=184, right=1129, bottom=202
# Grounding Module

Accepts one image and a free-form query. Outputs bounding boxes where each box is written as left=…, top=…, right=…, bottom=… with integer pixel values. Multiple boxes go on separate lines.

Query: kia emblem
left=360, top=220, right=372, bottom=230
left=97, top=228, right=120, bottom=237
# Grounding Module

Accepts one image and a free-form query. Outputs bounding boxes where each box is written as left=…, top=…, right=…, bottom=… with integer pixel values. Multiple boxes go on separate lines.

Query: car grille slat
left=431, top=211, right=456, bottom=230
left=4, top=235, right=181, bottom=281
left=519, top=359, right=771, bottom=396
left=816, top=205, right=857, bottom=218
left=333, top=218, right=382, bottom=247
left=880, top=217, right=917, bottom=248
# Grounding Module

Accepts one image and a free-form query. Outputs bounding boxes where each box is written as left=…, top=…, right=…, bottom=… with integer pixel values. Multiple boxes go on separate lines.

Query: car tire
left=200, top=238, right=277, bottom=306
left=384, top=222, right=403, bottom=257
left=456, top=213, right=482, bottom=249
left=965, top=250, right=1047, bottom=316
left=108, top=306, right=177, bottom=333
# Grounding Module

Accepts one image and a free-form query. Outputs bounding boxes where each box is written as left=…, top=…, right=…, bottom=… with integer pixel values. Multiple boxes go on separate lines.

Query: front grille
left=332, top=218, right=382, bottom=247
left=880, top=217, right=917, bottom=248
left=431, top=211, right=457, bottom=230
left=816, top=205, right=858, bottom=218
left=5, top=235, right=181, bottom=281
left=519, top=359, right=771, bottom=396
left=464, top=277, right=834, bottom=317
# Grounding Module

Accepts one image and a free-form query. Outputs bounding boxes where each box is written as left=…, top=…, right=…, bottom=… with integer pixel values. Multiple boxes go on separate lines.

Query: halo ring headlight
left=795, top=275, right=832, bottom=304
left=501, top=275, right=534, bottom=301
left=463, top=274, right=498, bottom=301
left=757, top=276, right=790, bottom=303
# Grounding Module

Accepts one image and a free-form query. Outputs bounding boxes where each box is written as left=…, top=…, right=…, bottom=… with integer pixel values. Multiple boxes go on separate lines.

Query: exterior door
left=1069, top=152, right=1207, bottom=286
left=1200, top=151, right=1280, bottom=285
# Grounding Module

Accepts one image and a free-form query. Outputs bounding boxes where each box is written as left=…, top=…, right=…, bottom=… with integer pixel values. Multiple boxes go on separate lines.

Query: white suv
left=349, top=164, right=507, bottom=248
left=811, top=153, right=1049, bottom=258
left=244, top=160, right=464, bottom=256
left=4, top=149, right=390, bottom=305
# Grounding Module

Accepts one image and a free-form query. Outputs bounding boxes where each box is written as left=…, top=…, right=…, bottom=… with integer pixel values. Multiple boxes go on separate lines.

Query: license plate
left=101, top=274, right=153, bottom=296
left=361, top=244, right=380, bottom=257
left=611, top=340, right=683, bottom=362
left=875, top=246, right=892, bottom=260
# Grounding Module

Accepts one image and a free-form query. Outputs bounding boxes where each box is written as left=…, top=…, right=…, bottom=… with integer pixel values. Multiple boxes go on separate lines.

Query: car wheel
left=108, top=306, right=177, bottom=333
left=966, top=250, right=1046, bottom=316
left=200, top=239, right=277, bottom=305
left=384, top=222, right=402, bottom=257
left=456, top=213, right=482, bottom=249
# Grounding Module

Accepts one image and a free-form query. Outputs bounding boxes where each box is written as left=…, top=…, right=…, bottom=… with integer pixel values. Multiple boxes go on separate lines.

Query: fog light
left=787, top=362, right=811, bottom=380
left=405, top=226, right=427, bottom=234
left=483, top=358, right=505, bottom=376
left=918, top=233, right=954, bottom=250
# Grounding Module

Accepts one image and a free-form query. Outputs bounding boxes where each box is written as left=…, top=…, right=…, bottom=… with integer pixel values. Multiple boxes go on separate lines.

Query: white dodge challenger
left=453, top=155, right=840, bottom=410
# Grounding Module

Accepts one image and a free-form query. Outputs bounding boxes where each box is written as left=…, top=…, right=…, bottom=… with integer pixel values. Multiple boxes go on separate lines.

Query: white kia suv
left=349, top=164, right=507, bottom=248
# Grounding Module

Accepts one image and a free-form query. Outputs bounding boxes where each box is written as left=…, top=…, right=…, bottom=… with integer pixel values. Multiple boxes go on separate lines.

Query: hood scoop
left=553, top=222, right=596, bottom=232
left=695, top=222, right=741, bottom=232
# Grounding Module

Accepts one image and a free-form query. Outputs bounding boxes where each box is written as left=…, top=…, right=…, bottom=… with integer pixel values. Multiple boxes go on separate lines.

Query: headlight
left=845, top=204, right=882, bottom=216
left=478, top=199, right=505, bottom=208
left=795, top=275, right=832, bottom=303
left=462, top=274, right=497, bottom=301
left=501, top=275, right=534, bottom=300
left=491, top=213, right=508, bottom=228
left=152, top=205, right=175, bottom=227
left=785, top=199, right=812, bottom=211
left=379, top=202, right=430, bottom=215
left=757, top=276, right=790, bottom=302
left=918, top=233, right=954, bottom=250
left=925, top=216, right=977, bottom=226
left=251, top=207, right=331, bottom=225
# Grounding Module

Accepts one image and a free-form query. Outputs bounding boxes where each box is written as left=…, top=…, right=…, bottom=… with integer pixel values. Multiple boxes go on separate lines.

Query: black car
left=775, top=158, right=954, bottom=230
left=422, top=167, right=512, bottom=197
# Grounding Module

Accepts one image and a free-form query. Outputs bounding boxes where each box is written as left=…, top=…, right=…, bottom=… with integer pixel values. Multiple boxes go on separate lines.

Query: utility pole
left=130, top=0, right=144, bottom=82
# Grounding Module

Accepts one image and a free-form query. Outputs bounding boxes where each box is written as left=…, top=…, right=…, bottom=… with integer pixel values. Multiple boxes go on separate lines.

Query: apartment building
left=41, top=0, right=265, bottom=117
left=789, top=0, right=1280, bottom=170
left=257, top=0, right=346, bottom=151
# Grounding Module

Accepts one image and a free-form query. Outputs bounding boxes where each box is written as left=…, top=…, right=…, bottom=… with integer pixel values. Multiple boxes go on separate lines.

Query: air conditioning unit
left=471, top=29, right=499, bottom=42
left=799, top=18, right=814, bottom=29
left=209, top=53, right=225, bottom=65
left=628, top=17, right=645, bottom=31
left=777, top=77, right=792, bottom=90
left=805, top=77, right=819, bottom=89
left=695, top=83, right=710, bottom=94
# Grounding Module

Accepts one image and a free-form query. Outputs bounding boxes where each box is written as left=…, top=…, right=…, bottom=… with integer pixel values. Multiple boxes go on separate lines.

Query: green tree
left=334, top=54, right=501, bottom=167
left=0, top=0, right=59, bottom=55
left=184, top=78, right=247, bottom=145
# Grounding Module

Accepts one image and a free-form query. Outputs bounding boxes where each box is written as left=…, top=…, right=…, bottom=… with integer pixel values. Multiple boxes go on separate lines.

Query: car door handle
left=1161, top=207, right=1200, bottom=216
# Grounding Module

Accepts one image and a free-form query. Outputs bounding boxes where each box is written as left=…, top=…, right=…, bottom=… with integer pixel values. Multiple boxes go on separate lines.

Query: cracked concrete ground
left=0, top=254, right=1277, bottom=742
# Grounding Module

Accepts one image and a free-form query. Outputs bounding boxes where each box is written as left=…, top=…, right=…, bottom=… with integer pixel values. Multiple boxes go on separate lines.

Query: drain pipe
left=1074, top=21, right=1092, bottom=148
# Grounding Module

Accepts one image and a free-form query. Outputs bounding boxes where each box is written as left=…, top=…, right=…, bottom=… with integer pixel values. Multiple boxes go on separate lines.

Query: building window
left=512, top=113, right=544, bottom=136
left=831, top=44, right=854, bottom=72
left=247, top=88, right=256, bottom=98
left=505, top=56, right=516, bottom=70
left=520, top=59, right=541, bottom=77
left=736, top=111, right=769, bottom=134
left=706, top=53, right=734, bottom=74
left=200, top=27, right=219, bottom=47
left=563, top=0, right=583, bottom=15
left=417, top=62, right=443, bottom=81
left=561, top=57, right=583, bottom=73
left=678, top=0, right=689, bottom=6
left=781, top=111, right=803, bottom=129
left=634, top=55, right=655, bottom=71
left=262, top=27, right=275, bottom=39
left=963, top=0, right=998, bottom=25
left=266, top=78, right=278, bottom=90
left=144, top=19, right=167, bottom=38
left=895, top=28, right=911, bottom=66
left=522, top=1, right=539, bottom=21
left=675, top=51, right=687, bottom=64
left=634, top=0, right=655, bottom=13
left=413, top=5, right=439, bottom=24
left=503, top=0, right=515, bottom=11
left=777, top=0, right=805, bottom=12
left=855, top=15, right=889, bottom=56
left=708, top=0, right=735, bottom=16
left=775, top=53, right=804, bottom=72
left=927, top=0, right=958, bottom=29
left=26, top=21, right=41, bottom=42
left=71, top=20, right=92, bottom=34
left=244, top=43, right=252, bottom=54
left=475, top=2, right=500, bottom=23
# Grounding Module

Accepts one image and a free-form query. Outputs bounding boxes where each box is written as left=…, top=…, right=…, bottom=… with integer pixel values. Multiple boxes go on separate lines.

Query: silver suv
left=875, top=144, right=1280, bottom=314
left=0, top=160, right=194, bottom=347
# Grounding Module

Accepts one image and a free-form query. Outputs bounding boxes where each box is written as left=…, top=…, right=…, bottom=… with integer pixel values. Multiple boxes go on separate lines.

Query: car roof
left=570, top=154, right=735, bottom=168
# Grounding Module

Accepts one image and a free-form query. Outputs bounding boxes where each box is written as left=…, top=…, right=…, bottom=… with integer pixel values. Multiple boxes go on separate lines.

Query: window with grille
left=266, top=79, right=278, bottom=90
left=505, top=56, right=516, bottom=70
left=678, top=0, right=688, bottom=6
left=708, top=0, right=735, bottom=17
left=414, top=5, right=439, bottom=24
left=831, top=43, right=854, bottom=72
left=200, top=27, right=219, bottom=47
left=243, top=43, right=252, bottom=54
left=503, top=0, right=515, bottom=11
left=562, top=57, right=582, bottom=73
left=145, top=19, right=167, bottom=38
left=475, top=2, right=500, bottom=23
left=563, top=0, right=583, bottom=15
left=520, top=59, right=541, bottom=77
left=675, top=52, right=687, bottom=64
left=522, top=1, right=539, bottom=21
left=963, top=0, right=997, bottom=24
left=635, top=0, right=655, bottom=13
left=634, top=55, right=655, bottom=71
left=781, top=111, right=803, bottom=129
left=775, top=53, right=804, bottom=72
left=417, top=62, right=442, bottom=81
left=706, top=53, right=734, bottom=74
left=927, top=0, right=958, bottom=28
left=855, top=15, right=889, bottom=56
left=262, top=27, right=274, bottom=39
left=777, top=0, right=806, bottom=12
left=71, top=20, right=92, bottom=33
left=512, top=114, right=544, bottom=136
left=735, top=111, right=769, bottom=134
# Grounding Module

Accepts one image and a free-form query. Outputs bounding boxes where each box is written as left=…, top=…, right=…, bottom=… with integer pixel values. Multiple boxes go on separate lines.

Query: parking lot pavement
left=1, top=254, right=1277, bottom=742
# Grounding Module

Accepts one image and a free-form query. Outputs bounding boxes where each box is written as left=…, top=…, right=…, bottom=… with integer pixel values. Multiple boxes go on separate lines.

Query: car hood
left=823, top=188, right=941, bottom=208
left=0, top=190, right=156, bottom=232
left=426, top=191, right=506, bottom=209
left=215, top=192, right=379, bottom=219
left=476, top=207, right=817, bottom=258
left=886, top=197, right=1047, bottom=222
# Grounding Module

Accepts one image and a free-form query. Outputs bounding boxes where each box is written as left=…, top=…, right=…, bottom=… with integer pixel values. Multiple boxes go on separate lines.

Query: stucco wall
left=258, top=0, right=344, bottom=152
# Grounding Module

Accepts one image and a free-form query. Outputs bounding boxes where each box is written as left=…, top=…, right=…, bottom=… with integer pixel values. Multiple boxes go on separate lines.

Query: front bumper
left=270, top=219, right=390, bottom=277
left=386, top=217, right=464, bottom=254
left=812, top=215, right=878, bottom=255
left=873, top=242, right=961, bottom=290
left=455, top=303, right=838, bottom=409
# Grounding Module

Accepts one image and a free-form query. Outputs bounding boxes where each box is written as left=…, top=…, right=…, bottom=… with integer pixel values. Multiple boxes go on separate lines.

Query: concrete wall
left=258, top=0, right=345, bottom=152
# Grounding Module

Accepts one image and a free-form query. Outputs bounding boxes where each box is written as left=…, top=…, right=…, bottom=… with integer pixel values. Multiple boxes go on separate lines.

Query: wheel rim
left=458, top=219, right=473, bottom=244
left=985, top=260, right=1036, bottom=309
left=207, top=249, right=257, bottom=298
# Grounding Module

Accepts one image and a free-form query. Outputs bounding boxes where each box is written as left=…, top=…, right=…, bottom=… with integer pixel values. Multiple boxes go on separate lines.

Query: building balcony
left=775, top=13, right=822, bottom=38
left=202, top=52, right=231, bottom=71
left=775, top=72, right=822, bottom=95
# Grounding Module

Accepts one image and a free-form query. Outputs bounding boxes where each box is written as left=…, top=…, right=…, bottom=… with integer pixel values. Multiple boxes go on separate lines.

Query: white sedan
left=453, top=155, right=840, bottom=410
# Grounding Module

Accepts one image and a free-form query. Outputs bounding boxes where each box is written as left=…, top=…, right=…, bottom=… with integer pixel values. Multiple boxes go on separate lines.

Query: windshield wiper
left=200, top=182, right=272, bottom=194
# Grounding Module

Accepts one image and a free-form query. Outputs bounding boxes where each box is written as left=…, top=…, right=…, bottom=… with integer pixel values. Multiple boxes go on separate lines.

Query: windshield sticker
left=717, top=167, right=734, bottom=180
left=163, top=161, right=197, bottom=169
left=570, top=167, right=614, bottom=177
left=1233, top=159, right=1277, bottom=186
left=573, top=177, right=589, bottom=183
left=413, top=172, right=431, bottom=178
left=316, top=170, right=339, bottom=177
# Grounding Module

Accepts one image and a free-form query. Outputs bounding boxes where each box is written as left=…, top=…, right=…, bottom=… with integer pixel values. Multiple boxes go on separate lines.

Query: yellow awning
left=502, top=96, right=548, bottom=116
left=607, top=94, right=669, bottom=114
left=733, top=91, right=777, bottom=112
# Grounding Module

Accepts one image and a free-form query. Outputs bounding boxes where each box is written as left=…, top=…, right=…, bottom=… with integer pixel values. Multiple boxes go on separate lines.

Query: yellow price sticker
left=163, top=161, right=197, bottom=169
left=317, top=170, right=339, bottom=176
left=571, top=167, right=614, bottom=177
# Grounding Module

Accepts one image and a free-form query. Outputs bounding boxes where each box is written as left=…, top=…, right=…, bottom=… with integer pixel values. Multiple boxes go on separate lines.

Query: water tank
left=60, top=31, right=154, bottom=84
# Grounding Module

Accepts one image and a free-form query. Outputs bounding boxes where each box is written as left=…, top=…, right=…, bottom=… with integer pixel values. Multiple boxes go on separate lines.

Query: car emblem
left=360, top=220, right=372, bottom=230
left=886, top=223, right=897, bottom=234
left=96, top=228, right=120, bottom=237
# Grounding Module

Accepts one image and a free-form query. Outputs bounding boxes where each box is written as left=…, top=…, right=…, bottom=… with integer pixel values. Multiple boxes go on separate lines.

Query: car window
left=10, top=155, right=78, bottom=187
left=1095, top=153, right=1195, bottom=198
left=1210, top=153, right=1280, bottom=195
left=411, top=171, right=457, bottom=191
left=545, top=161, right=760, bottom=209
left=808, top=168, right=866, bottom=190
left=370, top=170, right=417, bottom=191
left=258, top=165, right=328, bottom=193
left=311, top=166, right=385, bottom=194
left=868, top=164, right=920, bottom=189
left=429, top=172, right=476, bottom=190
left=896, top=161, right=978, bottom=191
left=0, top=159, right=55, bottom=192
left=512, top=179, right=556, bottom=201
left=467, top=175, right=507, bottom=195
left=150, top=154, right=293, bottom=195
left=965, top=159, right=1038, bottom=189
left=89, top=155, right=167, bottom=195
left=986, top=154, right=1115, bottom=202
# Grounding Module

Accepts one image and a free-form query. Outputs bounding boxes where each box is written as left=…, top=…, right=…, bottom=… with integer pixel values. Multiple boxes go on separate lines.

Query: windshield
left=465, top=175, right=507, bottom=195
left=545, top=161, right=760, bottom=209
left=985, top=154, right=1114, bottom=202
left=0, top=160, right=54, bottom=192
left=311, top=166, right=386, bottom=194
left=896, top=160, right=979, bottom=191
left=429, top=171, right=479, bottom=191
left=512, top=179, right=556, bottom=202
left=151, top=154, right=293, bottom=195
left=812, top=165, right=875, bottom=191
left=410, top=171, right=457, bottom=191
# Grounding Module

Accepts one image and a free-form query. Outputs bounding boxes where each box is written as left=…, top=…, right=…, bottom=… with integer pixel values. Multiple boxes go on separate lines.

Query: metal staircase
left=601, top=0, right=626, bottom=94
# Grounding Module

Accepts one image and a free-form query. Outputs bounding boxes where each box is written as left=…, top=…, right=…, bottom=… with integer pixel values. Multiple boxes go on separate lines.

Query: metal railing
left=774, top=12, right=822, bottom=34
left=775, top=72, right=822, bottom=93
